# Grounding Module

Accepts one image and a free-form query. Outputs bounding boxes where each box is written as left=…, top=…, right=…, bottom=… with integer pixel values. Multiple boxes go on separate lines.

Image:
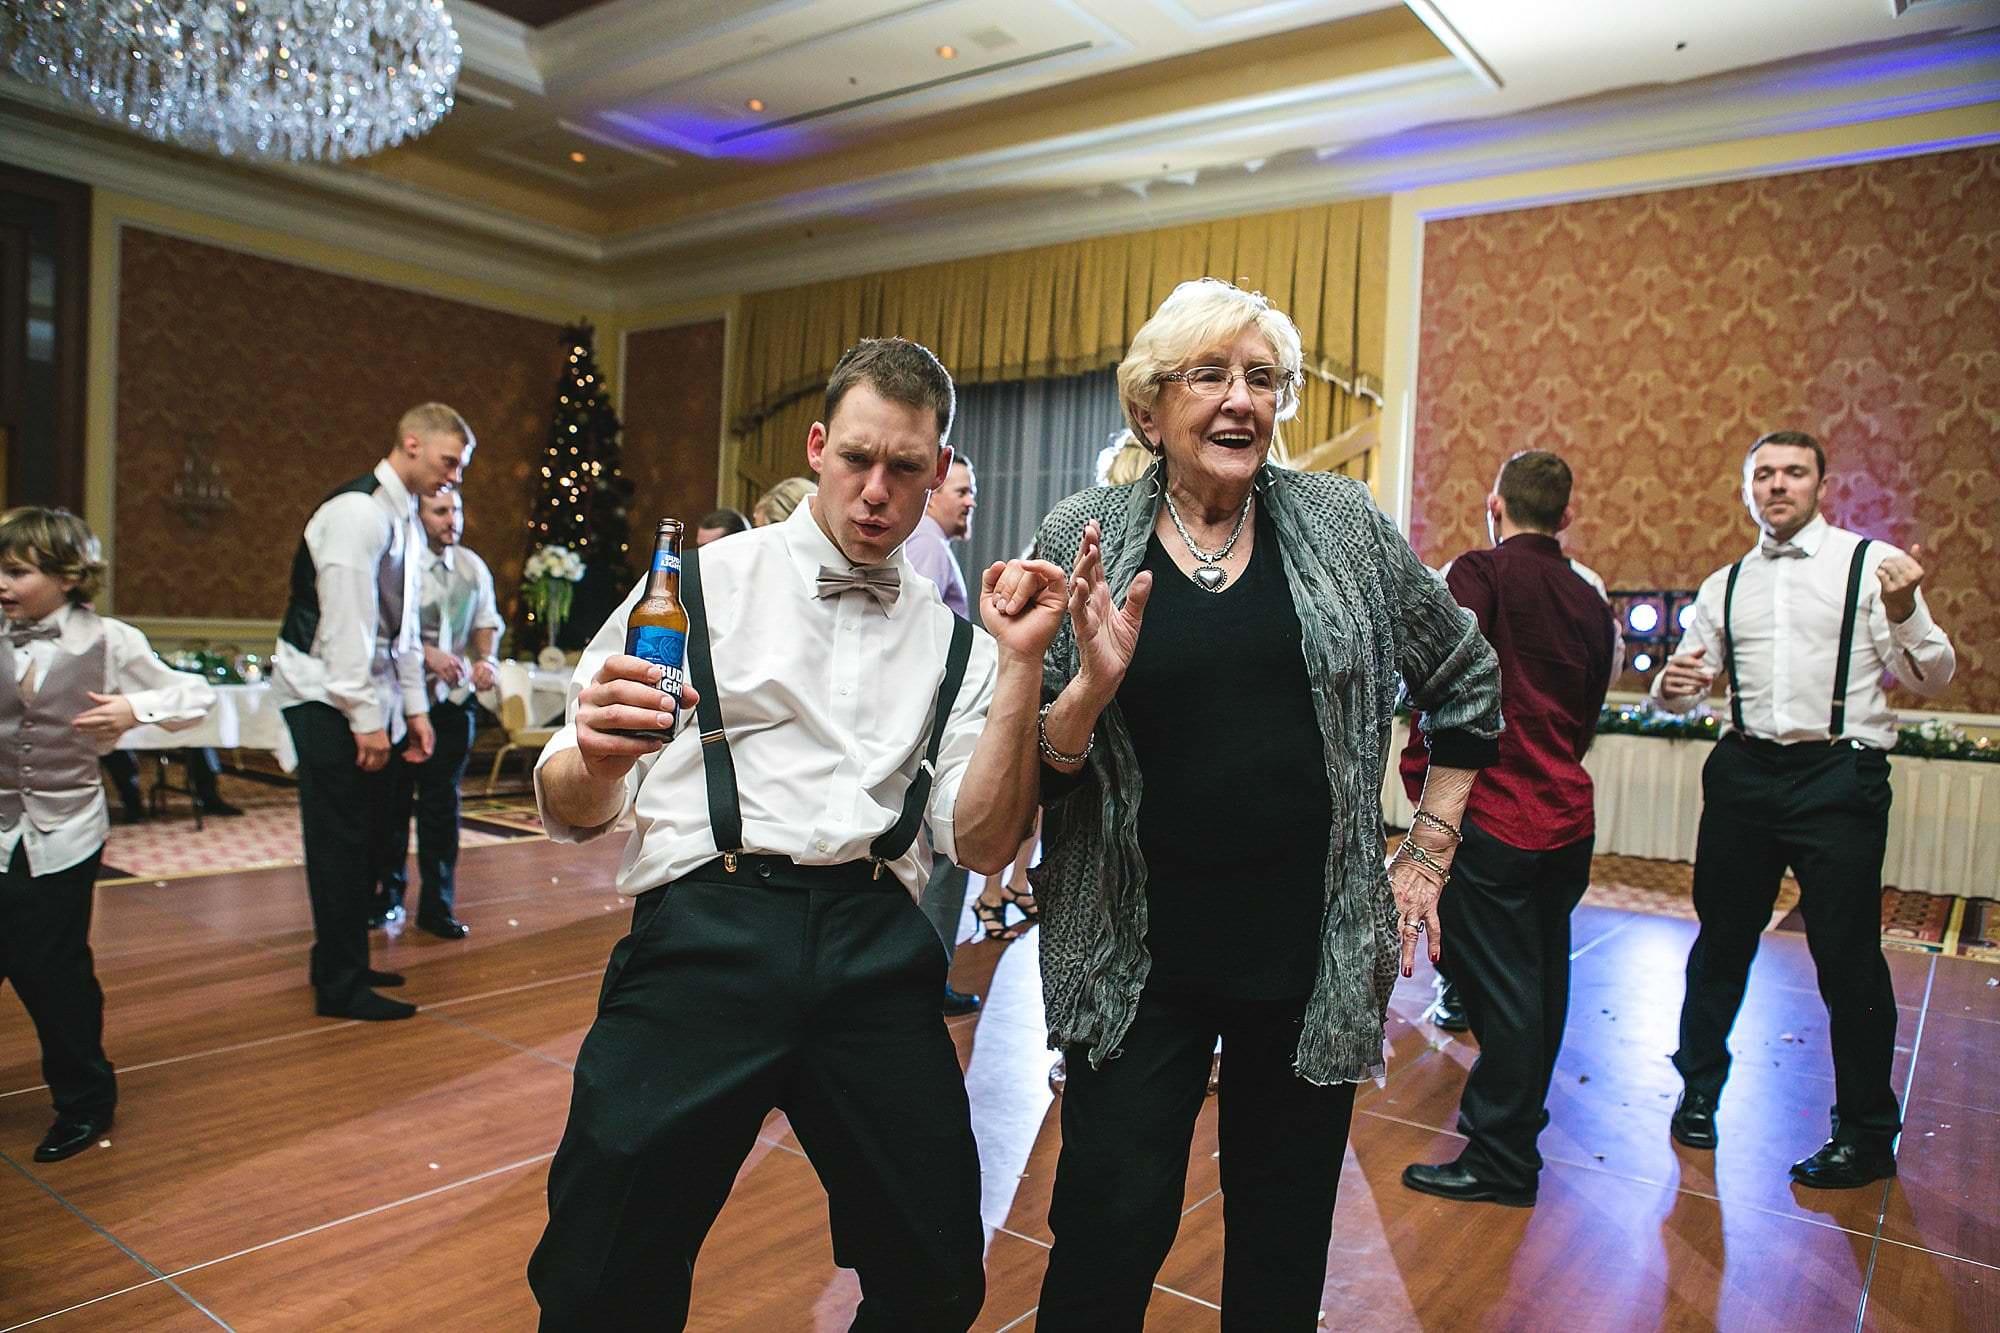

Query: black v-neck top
left=1116, top=504, right=1332, bottom=998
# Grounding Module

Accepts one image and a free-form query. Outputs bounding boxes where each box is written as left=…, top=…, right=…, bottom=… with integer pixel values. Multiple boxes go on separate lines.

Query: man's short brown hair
left=1495, top=450, right=1573, bottom=534
left=1746, top=430, right=1825, bottom=480
left=824, top=339, right=955, bottom=447
left=0, top=506, right=105, bottom=605
left=397, top=402, right=472, bottom=444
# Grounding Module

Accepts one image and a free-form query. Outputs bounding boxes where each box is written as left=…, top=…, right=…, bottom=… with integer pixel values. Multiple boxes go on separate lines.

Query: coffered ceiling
left=3, top=0, right=1996, bottom=306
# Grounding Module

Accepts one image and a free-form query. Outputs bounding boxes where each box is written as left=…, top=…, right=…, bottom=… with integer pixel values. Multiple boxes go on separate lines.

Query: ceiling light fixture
left=937, top=44, right=958, bottom=59
left=569, top=150, right=588, bottom=163
left=746, top=97, right=766, bottom=112
left=0, top=0, right=461, bottom=162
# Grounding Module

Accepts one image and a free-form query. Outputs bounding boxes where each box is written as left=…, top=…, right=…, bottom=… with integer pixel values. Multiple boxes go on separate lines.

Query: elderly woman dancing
left=1024, top=278, right=1502, bottom=1330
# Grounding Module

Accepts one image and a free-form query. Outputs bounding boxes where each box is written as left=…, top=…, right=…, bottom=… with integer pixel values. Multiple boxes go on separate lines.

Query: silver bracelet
left=1037, top=701, right=1094, bottom=766
left=1392, top=839, right=1451, bottom=887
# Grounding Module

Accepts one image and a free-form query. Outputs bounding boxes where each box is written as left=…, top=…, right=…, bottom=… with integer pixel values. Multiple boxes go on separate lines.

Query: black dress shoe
left=196, top=797, right=245, bottom=817
left=1790, top=1140, right=1896, bottom=1190
left=1671, top=1089, right=1719, bottom=1150
left=35, top=1113, right=114, bottom=1163
left=1429, top=980, right=1471, bottom=1033
left=416, top=914, right=469, bottom=940
left=1401, top=1160, right=1536, bottom=1208
left=367, top=970, right=406, bottom=988
left=941, top=985, right=981, bottom=1016
left=316, top=990, right=417, bottom=1021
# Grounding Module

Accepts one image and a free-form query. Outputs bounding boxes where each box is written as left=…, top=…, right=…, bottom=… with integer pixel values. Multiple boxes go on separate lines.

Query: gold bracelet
left=1393, top=840, right=1451, bottom=886
left=1410, top=809, right=1462, bottom=844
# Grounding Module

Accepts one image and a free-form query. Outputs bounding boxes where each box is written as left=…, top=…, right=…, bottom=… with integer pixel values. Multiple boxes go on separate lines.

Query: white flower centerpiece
left=521, top=543, right=586, bottom=650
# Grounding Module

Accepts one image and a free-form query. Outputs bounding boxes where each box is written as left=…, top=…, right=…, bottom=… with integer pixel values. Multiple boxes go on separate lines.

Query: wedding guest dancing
left=1397, top=450, right=1618, bottom=1207
left=1654, top=430, right=1955, bottom=1189
left=1026, top=278, right=1502, bottom=1329
left=527, top=339, right=1066, bottom=1330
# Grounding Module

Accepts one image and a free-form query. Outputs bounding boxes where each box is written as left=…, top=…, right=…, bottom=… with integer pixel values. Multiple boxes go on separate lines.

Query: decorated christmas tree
left=518, top=321, right=636, bottom=651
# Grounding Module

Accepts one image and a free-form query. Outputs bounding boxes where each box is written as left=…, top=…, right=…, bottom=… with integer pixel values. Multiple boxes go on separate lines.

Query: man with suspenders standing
left=527, top=339, right=1066, bottom=1329
left=1653, top=431, right=1956, bottom=1189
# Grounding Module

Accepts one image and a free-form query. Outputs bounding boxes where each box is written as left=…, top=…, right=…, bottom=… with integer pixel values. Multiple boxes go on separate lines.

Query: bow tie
left=3, top=620, right=60, bottom=645
left=1759, top=539, right=1809, bottom=560
left=815, top=563, right=900, bottom=612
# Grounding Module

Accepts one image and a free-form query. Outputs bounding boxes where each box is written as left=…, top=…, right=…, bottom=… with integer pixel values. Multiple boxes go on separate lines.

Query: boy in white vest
left=0, top=508, right=215, bottom=1162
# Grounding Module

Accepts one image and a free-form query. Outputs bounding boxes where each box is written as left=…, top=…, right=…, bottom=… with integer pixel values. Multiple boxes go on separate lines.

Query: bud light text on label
left=626, top=625, right=688, bottom=696
left=652, top=549, right=681, bottom=576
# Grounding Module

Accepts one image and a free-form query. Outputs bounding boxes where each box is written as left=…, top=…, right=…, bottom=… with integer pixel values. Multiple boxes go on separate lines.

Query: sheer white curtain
left=951, top=367, right=1126, bottom=580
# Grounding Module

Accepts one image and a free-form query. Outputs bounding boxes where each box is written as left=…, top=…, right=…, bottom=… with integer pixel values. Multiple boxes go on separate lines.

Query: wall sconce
left=171, top=438, right=233, bottom=527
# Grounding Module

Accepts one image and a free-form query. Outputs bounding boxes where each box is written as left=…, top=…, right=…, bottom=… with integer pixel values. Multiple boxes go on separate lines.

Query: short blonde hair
left=1097, top=431, right=1154, bottom=486
left=753, top=476, right=817, bottom=526
left=0, top=506, right=106, bottom=605
left=397, top=402, right=472, bottom=445
left=1116, top=278, right=1304, bottom=455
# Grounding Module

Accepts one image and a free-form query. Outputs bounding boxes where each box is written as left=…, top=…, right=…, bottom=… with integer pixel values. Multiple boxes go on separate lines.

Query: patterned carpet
left=97, top=772, right=542, bottom=885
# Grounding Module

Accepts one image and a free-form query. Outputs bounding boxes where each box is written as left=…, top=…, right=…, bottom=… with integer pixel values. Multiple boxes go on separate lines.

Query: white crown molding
left=449, top=0, right=547, bottom=94
left=610, top=46, right=2000, bottom=305
left=0, top=97, right=612, bottom=310
left=601, top=57, right=1474, bottom=260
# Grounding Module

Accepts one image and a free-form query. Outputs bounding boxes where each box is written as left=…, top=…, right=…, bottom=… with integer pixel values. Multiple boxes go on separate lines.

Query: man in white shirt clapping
left=1653, top=430, right=1956, bottom=1190
left=527, top=340, right=1066, bottom=1330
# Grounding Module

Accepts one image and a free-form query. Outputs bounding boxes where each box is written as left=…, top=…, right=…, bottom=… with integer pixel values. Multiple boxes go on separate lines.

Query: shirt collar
left=1498, top=532, right=1564, bottom=558
left=426, top=544, right=456, bottom=573
left=373, top=458, right=416, bottom=515
left=1755, top=513, right=1829, bottom=560
left=780, top=497, right=914, bottom=615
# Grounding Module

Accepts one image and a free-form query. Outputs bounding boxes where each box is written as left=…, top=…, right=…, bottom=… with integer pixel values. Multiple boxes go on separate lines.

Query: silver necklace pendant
left=1193, top=565, right=1228, bottom=592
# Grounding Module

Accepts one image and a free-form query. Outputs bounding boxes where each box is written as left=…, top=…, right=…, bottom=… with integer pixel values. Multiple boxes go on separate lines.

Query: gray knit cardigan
left=1029, top=461, right=1503, bottom=1085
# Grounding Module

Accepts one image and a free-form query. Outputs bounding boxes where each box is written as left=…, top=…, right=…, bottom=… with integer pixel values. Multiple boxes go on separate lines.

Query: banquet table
left=116, top=665, right=573, bottom=772
left=1381, top=720, right=1999, bottom=900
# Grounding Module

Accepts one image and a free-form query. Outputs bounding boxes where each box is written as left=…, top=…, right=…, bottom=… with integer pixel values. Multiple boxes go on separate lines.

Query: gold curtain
left=730, top=195, right=1389, bottom=505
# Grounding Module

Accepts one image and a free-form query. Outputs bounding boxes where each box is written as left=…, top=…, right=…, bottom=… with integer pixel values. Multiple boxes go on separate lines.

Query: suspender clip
left=722, top=852, right=738, bottom=873
left=871, top=858, right=886, bottom=881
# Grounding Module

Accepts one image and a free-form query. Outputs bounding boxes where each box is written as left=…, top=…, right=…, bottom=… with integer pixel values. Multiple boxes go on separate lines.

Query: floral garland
left=1395, top=700, right=1998, bottom=763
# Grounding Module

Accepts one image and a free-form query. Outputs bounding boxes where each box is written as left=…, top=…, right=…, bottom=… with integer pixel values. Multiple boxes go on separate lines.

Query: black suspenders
left=678, top=546, right=975, bottom=875
left=1719, top=537, right=1872, bottom=738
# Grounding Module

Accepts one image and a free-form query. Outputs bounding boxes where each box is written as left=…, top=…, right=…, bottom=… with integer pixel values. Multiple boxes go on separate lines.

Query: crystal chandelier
left=1, top=0, right=462, bottom=162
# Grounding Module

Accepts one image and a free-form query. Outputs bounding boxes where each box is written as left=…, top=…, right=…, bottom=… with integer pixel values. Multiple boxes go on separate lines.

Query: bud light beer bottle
left=617, top=519, right=689, bottom=738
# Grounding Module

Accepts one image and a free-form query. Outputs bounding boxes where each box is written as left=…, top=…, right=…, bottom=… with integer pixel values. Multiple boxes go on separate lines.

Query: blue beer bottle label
left=626, top=625, right=688, bottom=696
left=652, top=549, right=681, bottom=576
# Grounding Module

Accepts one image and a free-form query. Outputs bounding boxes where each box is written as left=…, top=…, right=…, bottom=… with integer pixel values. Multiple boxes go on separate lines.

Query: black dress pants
left=1673, top=733, right=1901, bottom=1145
left=1, top=843, right=115, bottom=1120
left=285, top=702, right=399, bottom=1006
left=528, top=861, right=985, bottom=1331
left=1038, top=988, right=1358, bottom=1332
left=1440, top=821, right=1594, bottom=1190
left=377, top=696, right=475, bottom=919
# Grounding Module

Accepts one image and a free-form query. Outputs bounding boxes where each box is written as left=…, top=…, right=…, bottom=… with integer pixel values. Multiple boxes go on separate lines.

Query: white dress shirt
left=269, top=459, right=427, bottom=735
left=420, top=544, right=505, bottom=705
left=3, top=604, right=216, bottom=874
left=536, top=499, right=999, bottom=901
left=1652, top=516, right=1956, bottom=748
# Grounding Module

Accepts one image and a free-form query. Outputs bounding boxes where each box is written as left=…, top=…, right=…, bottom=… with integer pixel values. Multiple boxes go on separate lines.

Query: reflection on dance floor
left=1, top=835, right=1993, bottom=1329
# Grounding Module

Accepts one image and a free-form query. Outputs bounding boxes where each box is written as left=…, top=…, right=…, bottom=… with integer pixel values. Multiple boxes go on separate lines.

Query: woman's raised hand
left=1069, top=520, right=1151, bottom=696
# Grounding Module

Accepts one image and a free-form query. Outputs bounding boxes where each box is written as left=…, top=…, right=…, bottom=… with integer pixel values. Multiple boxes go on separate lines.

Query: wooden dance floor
left=3, top=835, right=1994, bottom=1330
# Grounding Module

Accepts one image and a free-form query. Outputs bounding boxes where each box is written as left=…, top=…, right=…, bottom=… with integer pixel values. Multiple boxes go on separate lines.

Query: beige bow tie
left=815, top=563, right=900, bottom=612
left=4, top=620, right=59, bottom=645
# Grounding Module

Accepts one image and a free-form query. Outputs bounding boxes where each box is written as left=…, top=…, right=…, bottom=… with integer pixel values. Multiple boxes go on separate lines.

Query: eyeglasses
left=1158, top=364, right=1296, bottom=398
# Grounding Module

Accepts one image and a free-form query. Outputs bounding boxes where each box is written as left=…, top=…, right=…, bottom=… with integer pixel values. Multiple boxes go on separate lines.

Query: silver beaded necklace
left=1161, top=487, right=1252, bottom=592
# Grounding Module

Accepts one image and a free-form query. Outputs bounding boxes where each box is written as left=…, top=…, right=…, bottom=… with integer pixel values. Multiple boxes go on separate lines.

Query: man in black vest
left=270, top=404, right=475, bottom=1021
left=1654, top=431, right=1956, bottom=1188
left=527, top=340, right=1065, bottom=1330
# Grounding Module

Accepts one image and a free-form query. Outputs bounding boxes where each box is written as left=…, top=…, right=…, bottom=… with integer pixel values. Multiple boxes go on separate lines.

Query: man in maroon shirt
left=1397, top=450, right=1619, bottom=1206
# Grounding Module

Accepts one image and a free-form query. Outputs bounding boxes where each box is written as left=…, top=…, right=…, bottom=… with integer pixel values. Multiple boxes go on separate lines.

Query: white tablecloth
left=1382, top=721, right=1999, bottom=900
left=115, top=664, right=571, bottom=773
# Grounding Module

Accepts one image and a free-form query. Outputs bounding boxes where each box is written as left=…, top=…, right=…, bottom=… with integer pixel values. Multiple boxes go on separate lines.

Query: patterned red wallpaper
left=113, top=228, right=567, bottom=630
left=622, top=320, right=725, bottom=539
left=1413, top=146, right=1998, bottom=715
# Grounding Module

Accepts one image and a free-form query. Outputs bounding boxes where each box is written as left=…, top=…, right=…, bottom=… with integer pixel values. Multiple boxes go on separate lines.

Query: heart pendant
left=1193, top=565, right=1227, bottom=592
